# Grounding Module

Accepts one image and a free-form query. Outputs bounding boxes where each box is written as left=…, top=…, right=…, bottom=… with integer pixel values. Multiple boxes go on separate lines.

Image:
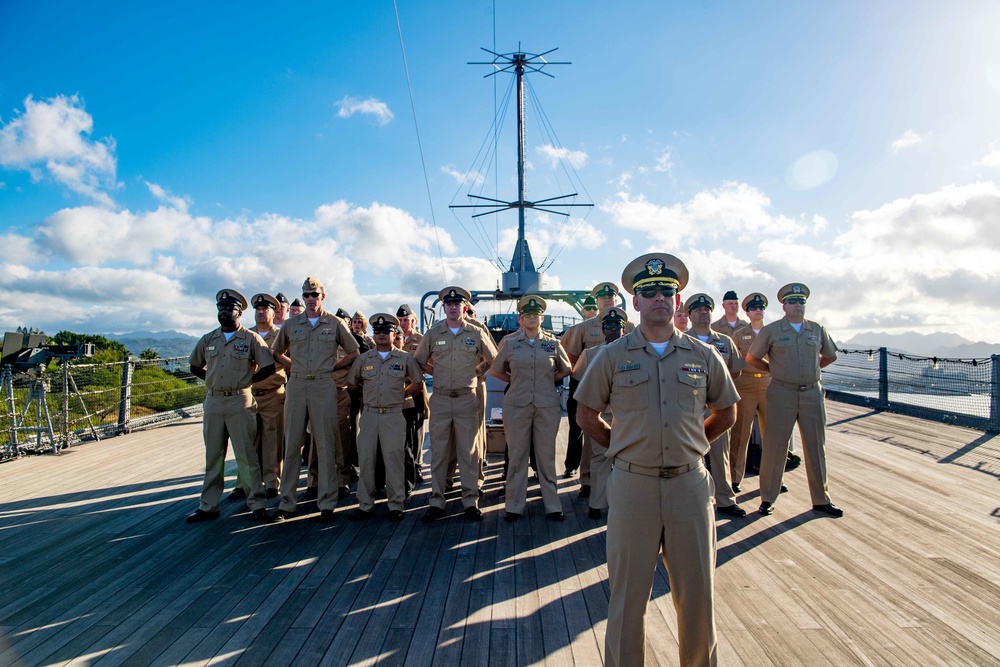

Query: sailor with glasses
left=575, top=254, right=739, bottom=667
left=270, top=277, right=359, bottom=523
left=745, top=283, right=842, bottom=518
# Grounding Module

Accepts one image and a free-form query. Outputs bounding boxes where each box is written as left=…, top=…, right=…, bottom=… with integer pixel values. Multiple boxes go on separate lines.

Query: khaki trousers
left=306, top=386, right=350, bottom=489
left=707, top=429, right=737, bottom=508
left=357, top=410, right=406, bottom=512
left=502, top=402, right=561, bottom=515
left=199, top=392, right=266, bottom=512
left=279, top=377, right=339, bottom=511
left=730, top=376, right=768, bottom=485
left=605, top=462, right=717, bottom=667
left=587, top=437, right=612, bottom=510
left=428, top=391, right=481, bottom=510
left=253, top=388, right=284, bottom=490
left=759, top=383, right=832, bottom=506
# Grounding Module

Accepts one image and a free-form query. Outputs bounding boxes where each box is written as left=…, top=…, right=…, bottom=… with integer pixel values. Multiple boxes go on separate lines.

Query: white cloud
left=440, top=164, right=485, bottom=186
left=975, top=142, right=1000, bottom=168
left=335, top=96, right=394, bottom=125
left=536, top=144, right=588, bottom=169
left=891, top=130, right=930, bottom=153
left=654, top=149, right=673, bottom=174
left=496, top=213, right=605, bottom=266
left=0, top=94, right=117, bottom=206
left=601, top=181, right=802, bottom=250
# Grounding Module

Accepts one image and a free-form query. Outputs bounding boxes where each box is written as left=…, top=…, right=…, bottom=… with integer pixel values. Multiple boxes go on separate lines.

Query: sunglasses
left=784, top=297, right=806, bottom=305
left=638, top=287, right=676, bottom=299
left=747, top=305, right=765, bottom=311
left=302, top=291, right=322, bottom=299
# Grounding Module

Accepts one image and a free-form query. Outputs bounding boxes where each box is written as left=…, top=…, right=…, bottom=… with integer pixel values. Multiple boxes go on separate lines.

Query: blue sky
left=2, top=1, right=1000, bottom=341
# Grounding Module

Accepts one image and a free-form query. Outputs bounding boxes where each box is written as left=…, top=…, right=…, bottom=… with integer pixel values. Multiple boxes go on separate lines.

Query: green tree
left=139, top=348, right=160, bottom=360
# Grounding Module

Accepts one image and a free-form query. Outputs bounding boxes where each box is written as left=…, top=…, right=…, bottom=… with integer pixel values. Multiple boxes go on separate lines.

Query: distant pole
left=878, top=347, right=889, bottom=410
left=990, top=354, right=1000, bottom=432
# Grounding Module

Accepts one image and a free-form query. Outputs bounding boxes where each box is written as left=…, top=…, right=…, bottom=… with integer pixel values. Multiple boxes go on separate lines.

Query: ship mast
left=450, top=46, right=593, bottom=296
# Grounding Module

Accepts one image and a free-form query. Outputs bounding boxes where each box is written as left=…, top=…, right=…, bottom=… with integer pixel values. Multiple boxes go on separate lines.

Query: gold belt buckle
left=306, top=374, right=316, bottom=380
left=375, top=407, right=387, bottom=414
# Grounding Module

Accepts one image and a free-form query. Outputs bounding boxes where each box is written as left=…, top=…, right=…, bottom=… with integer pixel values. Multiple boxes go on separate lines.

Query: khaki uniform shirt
left=748, top=318, right=837, bottom=385
left=492, top=329, right=571, bottom=408
left=346, top=348, right=424, bottom=409
left=689, top=330, right=745, bottom=378
left=573, top=345, right=612, bottom=420
left=399, top=331, right=424, bottom=409
left=711, top=315, right=749, bottom=339
left=415, top=321, right=497, bottom=392
left=252, top=324, right=287, bottom=391
left=562, top=317, right=636, bottom=359
left=732, top=323, right=769, bottom=380
left=575, top=327, right=739, bottom=467
left=190, top=326, right=274, bottom=391
left=272, top=310, right=359, bottom=376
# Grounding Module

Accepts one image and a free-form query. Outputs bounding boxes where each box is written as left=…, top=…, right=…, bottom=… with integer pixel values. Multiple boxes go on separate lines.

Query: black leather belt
left=209, top=388, right=249, bottom=397
left=291, top=373, right=330, bottom=380
left=613, top=458, right=703, bottom=479
left=368, top=406, right=402, bottom=414
left=773, top=379, right=819, bottom=391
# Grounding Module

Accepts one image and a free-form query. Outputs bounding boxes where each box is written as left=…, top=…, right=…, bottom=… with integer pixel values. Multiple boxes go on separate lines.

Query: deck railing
left=823, top=348, right=999, bottom=432
left=1, top=356, right=205, bottom=461
left=3, top=346, right=997, bottom=461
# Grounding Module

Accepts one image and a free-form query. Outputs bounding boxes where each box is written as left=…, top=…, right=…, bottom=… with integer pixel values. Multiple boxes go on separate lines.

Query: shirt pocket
left=612, top=370, right=649, bottom=412
left=677, top=371, right=707, bottom=414
left=361, top=367, right=379, bottom=381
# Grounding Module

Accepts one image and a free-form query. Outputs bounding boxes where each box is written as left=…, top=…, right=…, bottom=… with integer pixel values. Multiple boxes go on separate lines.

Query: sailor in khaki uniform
left=710, top=290, right=748, bottom=338
left=491, top=296, right=573, bottom=521
left=396, top=304, right=428, bottom=492
left=415, top=286, right=497, bottom=521
left=242, top=293, right=288, bottom=498
left=270, top=277, right=359, bottom=522
left=576, top=254, right=738, bottom=667
left=686, top=293, right=748, bottom=518
left=465, top=302, right=491, bottom=489
left=730, top=292, right=770, bottom=490
left=746, top=283, right=842, bottom=517
left=581, top=295, right=599, bottom=320
left=274, top=292, right=290, bottom=326
left=346, top=313, right=424, bottom=522
left=571, top=305, right=627, bottom=520
left=187, top=289, right=276, bottom=523
left=561, top=282, right=636, bottom=481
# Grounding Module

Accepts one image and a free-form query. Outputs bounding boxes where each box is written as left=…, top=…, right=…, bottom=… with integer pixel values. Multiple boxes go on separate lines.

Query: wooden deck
left=1, top=401, right=999, bottom=667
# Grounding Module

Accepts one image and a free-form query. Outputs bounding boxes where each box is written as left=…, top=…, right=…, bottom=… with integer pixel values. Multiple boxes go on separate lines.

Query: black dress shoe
left=299, top=486, right=318, bottom=501
left=270, top=508, right=296, bottom=522
left=785, top=452, right=802, bottom=471
left=319, top=509, right=336, bottom=523
left=731, top=483, right=741, bottom=493
left=250, top=508, right=270, bottom=522
left=758, top=501, right=774, bottom=516
left=579, top=485, right=592, bottom=498
left=478, top=487, right=485, bottom=498
left=351, top=509, right=372, bottom=521
left=588, top=507, right=602, bottom=520
left=717, top=504, right=747, bottom=518
left=387, top=510, right=404, bottom=522
left=338, top=486, right=351, bottom=500
left=563, top=468, right=577, bottom=479
left=228, top=488, right=247, bottom=502
left=504, top=512, right=521, bottom=522
left=463, top=506, right=484, bottom=521
left=546, top=511, right=565, bottom=522
left=813, top=503, right=844, bottom=517
left=266, top=488, right=279, bottom=499
left=186, top=509, right=220, bottom=523
left=422, top=506, right=445, bottom=522
left=780, top=484, right=788, bottom=493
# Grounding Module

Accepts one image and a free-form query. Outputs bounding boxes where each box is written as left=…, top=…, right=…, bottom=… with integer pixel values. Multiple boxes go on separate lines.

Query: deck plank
left=1, top=400, right=999, bottom=665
